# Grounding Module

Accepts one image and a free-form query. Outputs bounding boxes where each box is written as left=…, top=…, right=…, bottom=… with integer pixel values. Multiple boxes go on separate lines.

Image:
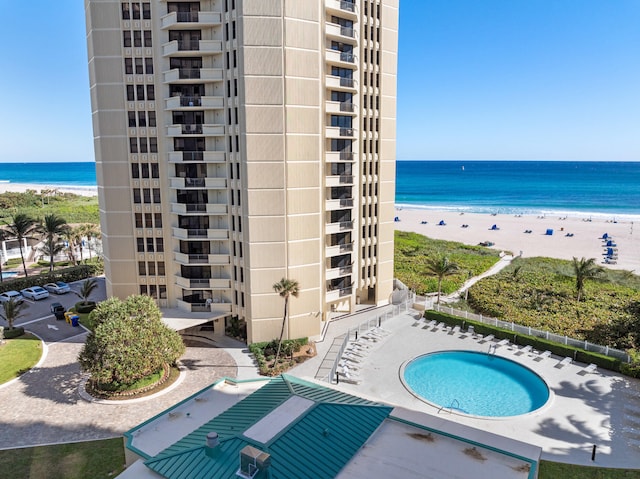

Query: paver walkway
left=0, top=332, right=244, bottom=449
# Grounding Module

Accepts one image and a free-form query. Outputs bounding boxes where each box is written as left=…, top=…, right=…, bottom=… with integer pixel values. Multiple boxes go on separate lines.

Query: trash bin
left=71, top=315, right=80, bottom=327
left=51, top=303, right=66, bottom=320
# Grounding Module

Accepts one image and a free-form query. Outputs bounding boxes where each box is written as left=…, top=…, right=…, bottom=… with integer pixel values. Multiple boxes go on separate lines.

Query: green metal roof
left=144, top=374, right=392, bottom=479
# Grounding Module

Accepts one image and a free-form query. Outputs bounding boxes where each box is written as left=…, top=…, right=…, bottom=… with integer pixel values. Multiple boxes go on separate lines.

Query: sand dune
left=394, top=207, right=640, bottom=272
left=0, top=182, right=97, bottom=197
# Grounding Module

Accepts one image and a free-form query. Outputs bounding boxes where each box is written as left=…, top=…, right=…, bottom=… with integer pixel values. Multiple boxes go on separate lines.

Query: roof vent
left=205, top=432, right=220, bottom=458
left=236, top=445, right=271, bottom=479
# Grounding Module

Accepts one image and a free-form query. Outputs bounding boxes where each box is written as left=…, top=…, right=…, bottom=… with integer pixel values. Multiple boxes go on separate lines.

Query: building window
left=128, top=111, right=136, bottom=127
left=154, top=213, right=163, bottom=228
left=145, top=213, right=153, bottom=228
left=136, top=85, right=145, bottom=100
left=138, top=261, right=146, bottom=275
left=140, top=285, right=148, bottom=295
left=147, top=262, right=156, bottom=275
left=149, top=285, right=157, bottom=298
left=138, top=111, right=146, bottom=127
left=153, top=188, right=161, bottom=203
left=132, top=3, right=140, bottom=19
left=146, top=85, right=155, bottom=101
left=157, top=262, right=165, bottom=276
left=135, top=58, right=143, bottom=74
left=159, top=286, right=167, bottom=299
left=148, top=111, right=156, bottom=127
left=133, top=30, right=142, bottom=47
left=156, top=238, right=164, bottom=252
left=144, top=30, right=152, bottom=47
left=123, top=31, right=132, bottom=47
left=124, top=58, right=133, bottom=74
left=142, top=2, right=151, bottom=19
left=127, top=85, right=134, bottom=101
left=122, top=3, right=130, bottom=19
left=135, top=213, right=143, bottom=228
left=143, top=188, right=151, bottom=203
left=151, top=162, right=159, bottom=178
left=137, top=238, right=144, bottom=252
left=131, top=163, right=140, bottom=178
left=139, top=138, right=148, bottom=153
left=129, top=138, right=138, bottom=153
left=145, top=58, right=153, bottom=74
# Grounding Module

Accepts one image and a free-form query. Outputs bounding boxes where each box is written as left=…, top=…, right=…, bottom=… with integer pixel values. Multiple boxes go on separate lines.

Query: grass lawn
left=0, top=333, right=42, bottom=384
left=0, top=438, right=125, bottom=479
left=539, top=460, right=640, bottom=478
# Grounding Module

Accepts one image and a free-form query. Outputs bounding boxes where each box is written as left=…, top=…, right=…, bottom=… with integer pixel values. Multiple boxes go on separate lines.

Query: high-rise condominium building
left=85, top=0, right=398, bottom=343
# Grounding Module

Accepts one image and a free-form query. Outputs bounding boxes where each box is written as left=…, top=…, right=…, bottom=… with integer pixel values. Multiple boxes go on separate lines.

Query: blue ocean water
left=396, top=160, right=640, bottom=219
left=0, top=162, right=97, bottom=187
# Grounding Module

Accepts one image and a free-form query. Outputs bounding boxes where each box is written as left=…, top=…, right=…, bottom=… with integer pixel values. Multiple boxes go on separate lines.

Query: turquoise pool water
left=403, top=351, right=550, bottom=417
left=1, top=272, right=17, bottom=279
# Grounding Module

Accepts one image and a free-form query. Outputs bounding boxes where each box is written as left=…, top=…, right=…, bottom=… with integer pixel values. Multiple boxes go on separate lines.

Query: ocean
left=0, top=162, right=97, bottom=187
left=1, top=160, right=639, bottom=220
left=396, top=160, right=640, bottom=220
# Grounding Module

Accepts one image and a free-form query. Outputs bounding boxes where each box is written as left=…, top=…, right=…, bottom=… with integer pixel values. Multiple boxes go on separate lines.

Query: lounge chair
left=535, top=350, right=551, bottom=361
left=480, top=334, right=495, bottom=343
left=449, top=325, right=461, bottom=335
left=516, top=345, right=533, bottom=356
left=556, top=357, right=572, bottom=368
left=582, top=363, right=598, bottom=374
left=422, top=319, right=437, bottom=329
left=340, top=353, right=362, bottom=364
left=495, top=338, right=510, bottom=347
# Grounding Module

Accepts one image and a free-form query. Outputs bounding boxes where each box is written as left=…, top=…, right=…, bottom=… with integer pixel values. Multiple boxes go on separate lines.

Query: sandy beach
left=394, top=207, right=640, bottom=272
left=0, top=182, right=97, bottom=197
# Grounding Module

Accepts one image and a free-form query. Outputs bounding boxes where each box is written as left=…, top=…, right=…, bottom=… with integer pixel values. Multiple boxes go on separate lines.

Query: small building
left=119, top=375, right=541, bottom=479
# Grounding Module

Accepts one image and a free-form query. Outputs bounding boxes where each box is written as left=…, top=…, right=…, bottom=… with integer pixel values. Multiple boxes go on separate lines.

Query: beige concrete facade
left=85, top=0, right=398, bottom=343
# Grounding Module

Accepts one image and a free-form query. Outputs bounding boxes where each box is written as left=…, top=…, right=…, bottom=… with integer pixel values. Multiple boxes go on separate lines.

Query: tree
left=75, top=278, right=99, bottom=306
left=39, top=213, right=69, bottom=272
left=272, top=278, right=300, bottom=368
left=572, top=257, right=604, bottom=302
left=425, top=255, right=459, bottom=304
left=79, top=295, right=185, bottom=386
left=4, top=213, right=38, bottom=277
left=0, top=227, right=7, bottom=284
left=0, top=298, right=27, bottom=330
left=82, top=223, right=101, bottom=259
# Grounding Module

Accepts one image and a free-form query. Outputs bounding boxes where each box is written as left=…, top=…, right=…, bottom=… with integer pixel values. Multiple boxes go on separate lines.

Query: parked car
left=20, top=286, right=50, bottom=301
left=44, top=281, right=71, bottom=295
left=0, top=290, right=25, bottom=304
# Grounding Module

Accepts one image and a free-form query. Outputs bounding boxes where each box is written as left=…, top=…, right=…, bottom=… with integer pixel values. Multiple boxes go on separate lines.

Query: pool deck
left=290, top=309, right=640, bottom=469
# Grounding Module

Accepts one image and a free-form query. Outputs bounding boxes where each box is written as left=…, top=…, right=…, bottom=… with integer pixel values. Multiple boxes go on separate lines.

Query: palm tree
left=572, top=257, right=604, bottom=302
left=272, top=278, right=300, bottom=368
left=4, top=213, right=38, bottom=277
left=39, top=213, right=69, bottom=272
left=0, top=298, right=27, bottom=330
left=74, top=278, right=99, bottom=306
left=62, top=228, right=78, bottom=265
left=425, top=255, right=459, bottom=304
left=82, top=223, right=100, bottom=259
left=0, top=227, right=7, bottom=283
left=38, top=241, right=66, bottom=270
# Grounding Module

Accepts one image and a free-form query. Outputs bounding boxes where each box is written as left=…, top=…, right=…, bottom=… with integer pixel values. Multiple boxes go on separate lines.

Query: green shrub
left=0, top=264, right=101, bottom=294
left=75, top=301, right=97, bottom=314
left=249, top=338, right=308, bottom=376
left=3, top=327, right=25, bottom=339
left=424, top=310, right=629, bottom=375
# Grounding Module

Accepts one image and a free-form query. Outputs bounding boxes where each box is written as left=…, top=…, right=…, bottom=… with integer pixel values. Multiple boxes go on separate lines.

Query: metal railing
left=433, top=303, right=630, bottom=363
left=328, top=291, right=416, bottom=383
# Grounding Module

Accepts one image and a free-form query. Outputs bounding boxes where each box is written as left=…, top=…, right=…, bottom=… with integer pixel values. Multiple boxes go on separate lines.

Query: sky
left=0, top=1, right=638, bottom=163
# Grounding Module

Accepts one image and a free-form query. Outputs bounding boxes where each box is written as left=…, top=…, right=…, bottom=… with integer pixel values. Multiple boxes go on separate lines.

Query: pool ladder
left=438, top=398, right=460, bottom=414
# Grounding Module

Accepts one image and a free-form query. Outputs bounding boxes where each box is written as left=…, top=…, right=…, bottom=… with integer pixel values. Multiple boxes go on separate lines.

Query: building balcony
left=162, top=39, right=223, bottom=56
left=326, top=198, right=354, bottom=210
left=325, top=22, right=355, bottom=41
left=174, top=252, right=231, bottom=266
left=168, top=151, right=226, bottom=163
left=325, top=101, right=356, bottom=115
left=167, top=123, right=225, bottom=136
left=160, top=11, right=222, bottom=29
left=325, top=151, right=354, bottom=162
left=165, top=95, right=224, bottom=110
left=325, top=220, right=354, bottom=234
left=169, top=177, right=227, bottom=189
left=163, top=68, right=223, bottom=83
left=325, top=75, right=357, bottom=92
left=176, top=298, right=232, bottom=314
left=171, top=203, right=228, bottom=215
left=325, top=49, right=357, bottom=67
left=325, top=0, right=358, bottom=20
left=325, top=242, right=354, bottom=257
left=325, top=126, right=355, bottom=139
left=326, top=264, right=353, bottom=280
left=325, top=174, right=354, bottom=187
left=172, top=227, right=229, bottom=240
left=325, top=286, right=353, bottom=302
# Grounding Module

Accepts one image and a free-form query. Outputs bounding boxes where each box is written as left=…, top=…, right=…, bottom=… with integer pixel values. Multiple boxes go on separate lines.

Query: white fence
left=433, top=303, right=630, bottom=363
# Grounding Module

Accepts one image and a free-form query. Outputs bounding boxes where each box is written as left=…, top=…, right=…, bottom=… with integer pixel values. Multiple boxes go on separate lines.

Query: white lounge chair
left=582, top=363, right=598, bottom=374
left=481, top=334, right=495, bottom=343
left=557, top=357, right=572, bottom=368
left=534, top=350, right=551, bottom=361
left=451, top=325, right=461, bottom=335
left=517, top=345, right=533, bottom=355
left=338, top=372, right=361, bottom=385
left=423, top=320, right=437, bottom=329
left=496, top=338, right=510, bottom=347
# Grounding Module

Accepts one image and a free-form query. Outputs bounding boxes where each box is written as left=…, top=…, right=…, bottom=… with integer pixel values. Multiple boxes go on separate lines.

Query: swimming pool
left=402, top=351, right=550, bottom=417
left=1, top=272, right=17, bottom=279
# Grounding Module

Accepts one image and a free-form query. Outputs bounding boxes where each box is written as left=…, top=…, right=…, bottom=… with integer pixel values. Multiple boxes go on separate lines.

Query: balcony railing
left=184, top=177, right=206, bottom=187
left=178, top=68, right=201, bottom=79
left=340, top=102, right=355, bottom=112
left=340, top=26, right=354, bottom=37
left=184, top=203, right=207, bottom=212
left=339, top=77, right=354, bottom=87
left=340, top=1, right=356, bottom=12
left=339, top=128, right=354, bottom=137
left=180, top=96, right=202, bottom=106
left=181, top=151, right=204, bottom=161
left=186, top=229, right=207, bottom=237
left=340, top=151, right=353, bottom=161
left=177, top=39, right=201, bottom=51
left=339, top=198, right=354, bottom=207
left=177, top=11, right=199, bottom=22
left=182, top=124, right=203, bottom=134
left=340, top=52, right=355, bottom=63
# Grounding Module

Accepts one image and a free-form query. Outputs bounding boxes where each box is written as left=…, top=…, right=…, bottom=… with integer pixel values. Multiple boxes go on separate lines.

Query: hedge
left=424, top=310, right=626, bottom=375
left=249, top=338, right=309, bottom=376
left=0, top=264, right=102, bottom=294
left=3, top=327, right=25, bottom=339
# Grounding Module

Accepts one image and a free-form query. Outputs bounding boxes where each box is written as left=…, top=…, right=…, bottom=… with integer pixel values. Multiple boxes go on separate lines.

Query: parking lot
left=10, top=277, right=106, bottom=343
